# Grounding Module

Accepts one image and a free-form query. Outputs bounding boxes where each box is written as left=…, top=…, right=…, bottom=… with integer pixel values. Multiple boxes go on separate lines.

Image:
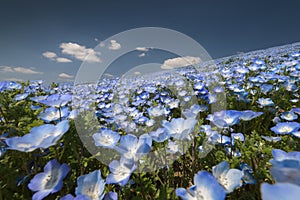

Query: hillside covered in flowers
left=0, top=42, right=300, bottom=200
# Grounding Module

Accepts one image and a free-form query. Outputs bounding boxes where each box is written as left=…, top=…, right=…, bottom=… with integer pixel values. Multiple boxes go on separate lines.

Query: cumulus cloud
left=136, top=47, right=151, bottom=57
left=136, top=47, right=149, bottom=52
left=42, top=51, right=72, bottom=63
left=58, top=73, right=74, bottom=79
left=0, top=66, right=43, bottom=74
left=0, top=66, right=14, bottom=73
left=42, top=51, right=57, bottom=59
left=108, top=40, right=121, bottom=50
left=161, top=56, right=201, bottom=69
left=56, top=57, right=72, bottom=63
left=60, top=42, right=101, bottom=63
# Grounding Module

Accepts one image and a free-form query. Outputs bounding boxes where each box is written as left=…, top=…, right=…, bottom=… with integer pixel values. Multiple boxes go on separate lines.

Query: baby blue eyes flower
left=231, top=133, right=244, bottom=145
left=182, top=104, right=201, bottom=119
left=269, top=149, right=300, bottom=186
left=106, top=158, right=136, bottom=186
left=240, top=162, right=256, bottom=184
left=261, top=149, right=300, bottom=200
left=40, top=94, right=72, bottom=108
left=257, top=98, right=274, bottom=107
left=239, top=110, right=263, bottom=121
left=261, top=182, right=300, bottom=200
left=162, top=117, right=197, bottom=140
left=149, top=128, right=170, bottom=143
left=212, top=161, right=243, bottom=193
left=75, top=170, right=105, bottom=200
left=176, top=171, right=226, bottom=200
left=291, top=107, right=300, bottom=115
left=270, top=122, right=300, bottom=134
left=147, top=105, right=165, bottom=117
left=261, top=136, right=282, bottom=142
left=5, top=120, right=69, bottom=152
left=28, top=159, right=70, bottom=200
left=15, top=93, right=29, bottom=101
left=207, top=110, right=242, bottom=128
left=116, top=134, right=152, bottom=161
left=93, top=128, right=120, bottom=148
left=39, top=107, right=70, bottom=123
left=280, top=111, right=298, bottom=121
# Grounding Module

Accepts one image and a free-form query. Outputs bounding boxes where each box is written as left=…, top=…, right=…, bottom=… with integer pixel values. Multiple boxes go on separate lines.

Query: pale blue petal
left=261, top=183, right=300, bottom=200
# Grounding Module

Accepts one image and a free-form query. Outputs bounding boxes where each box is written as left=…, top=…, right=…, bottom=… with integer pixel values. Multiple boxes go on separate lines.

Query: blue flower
left=103, top=192, right=118, bottom=200
left=28, top=159, right=70, bottom=200
left=280, top=111, right=298, bottom=121
left=167, top=98, right=180, bottom=109
left=162, top=117, right=197, bottom=140
left=30, top=95, right=48, bottom=103
left=167, top=140, right=183, bottom=154
left=176, top=171, right=225, bottom=200
left=260, top=84, right=273, bottom=94
left=231, top=133, right=244, bottom=145
left=270, top=122, right=300, bottom=134
left=149, top=128, right=169, bottom=143
left=5, top=120, right=69, bottom=152
left=147, top=105, right=165, bottom=117
left=182, top=104, right=201, bottom=119
left=106, top=158, right=136, bottom=186
left=75, top=170, right=106, bottom=200
left=15, top=93, right=29, bottom=101
left=261, top=182, right=300, bottom=200
left=240, top=162, right=256, bottom=184
left=39, top=107, right=70, bottom=123
left=239, top=110, right=263, bottom=121
left=291, top=108, right=300, bottom=115
left=60, top=194, right=95, bottom=199
left=40, top=94, right=72, bottom=108
left=116, top=134, right=152, bottom=161
left=93, top=128, right=120, bottom=148
left=205, top=93, right=217, bottom=104
left=261, top=136, right=282, bottom=142
left=270, top=149, right=300, bottom=186
left=257, top=98, right=274, bottom=107
left=212, top=161, right=243, bottom=193
left=207, top=110, right=242, bottom=128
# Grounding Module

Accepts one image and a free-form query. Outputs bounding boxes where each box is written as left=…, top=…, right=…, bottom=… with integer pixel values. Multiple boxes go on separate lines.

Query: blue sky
left=0, top=0, right=299, bottom=83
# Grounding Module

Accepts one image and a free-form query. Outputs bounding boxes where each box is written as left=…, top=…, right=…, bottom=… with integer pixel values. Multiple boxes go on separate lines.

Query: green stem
left=0, top=106, right=8, bottom=124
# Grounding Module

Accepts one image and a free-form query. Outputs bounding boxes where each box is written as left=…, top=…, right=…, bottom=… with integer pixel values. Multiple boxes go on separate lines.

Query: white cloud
left=14, top=67, right=42, bottom=74
left=58, top=73, right=74, bottom=79
left=0, top=66, right=14, bottom=73
left=43, top=51, right=72, bottom=63
left=108, top=40, right=121, bottom=50
left=136, top=47, right=149, bottom=52
left=161, top=56, right=201, bottom=69
left=42, top=51, right=57, bottom=59
left=138, top=53, right=146, bottom=57
left=56, top=57, right=72, bottom=63
left=0, top=66, right=43, bottom=74
left=60, top=42, right=101, bottom=63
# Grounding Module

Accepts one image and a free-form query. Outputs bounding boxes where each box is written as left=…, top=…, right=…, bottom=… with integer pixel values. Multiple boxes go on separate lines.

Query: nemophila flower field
left=0, top=43, right=300, bottom=200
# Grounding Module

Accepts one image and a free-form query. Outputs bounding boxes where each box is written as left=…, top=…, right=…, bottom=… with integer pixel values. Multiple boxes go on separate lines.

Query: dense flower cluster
left=0, top=43, right=299, bottom=199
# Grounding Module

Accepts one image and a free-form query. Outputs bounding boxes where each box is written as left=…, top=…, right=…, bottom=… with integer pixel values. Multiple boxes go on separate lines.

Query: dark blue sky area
left=0, top=0, right=299, bottom=82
